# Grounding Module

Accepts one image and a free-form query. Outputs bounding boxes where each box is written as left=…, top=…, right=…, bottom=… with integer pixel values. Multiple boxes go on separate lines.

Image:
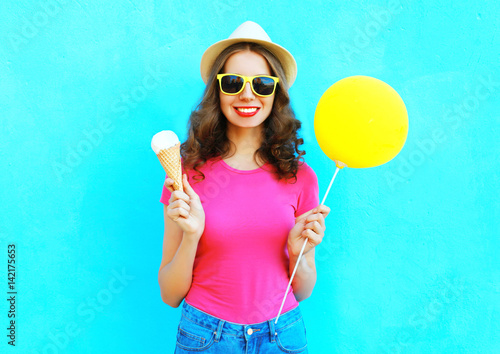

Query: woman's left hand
left=287, top=205, right=331, bottom=258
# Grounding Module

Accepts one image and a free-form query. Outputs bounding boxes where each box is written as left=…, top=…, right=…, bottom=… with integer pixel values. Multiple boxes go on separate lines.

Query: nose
left=239, top=82, right=255, bottom=100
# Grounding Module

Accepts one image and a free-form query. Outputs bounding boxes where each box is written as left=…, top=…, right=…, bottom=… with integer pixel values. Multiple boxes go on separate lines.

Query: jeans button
left=247, top=328, right=253, bottom=335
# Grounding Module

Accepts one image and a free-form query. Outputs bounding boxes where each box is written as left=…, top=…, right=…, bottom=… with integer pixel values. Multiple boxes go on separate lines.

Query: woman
left=158, top=21, right=330, bottom=353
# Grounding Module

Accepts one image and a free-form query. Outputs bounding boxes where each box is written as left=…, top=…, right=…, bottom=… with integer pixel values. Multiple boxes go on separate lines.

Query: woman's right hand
left=164, top=174, right=205, bottom=242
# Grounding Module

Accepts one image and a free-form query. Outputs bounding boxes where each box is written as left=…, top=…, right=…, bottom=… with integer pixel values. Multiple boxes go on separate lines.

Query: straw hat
left=200, top=21, right=297, bottom=87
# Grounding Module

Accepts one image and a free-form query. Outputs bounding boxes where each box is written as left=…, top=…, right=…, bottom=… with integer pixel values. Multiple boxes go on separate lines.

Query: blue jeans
left=174, top=301, right=308, bottom=353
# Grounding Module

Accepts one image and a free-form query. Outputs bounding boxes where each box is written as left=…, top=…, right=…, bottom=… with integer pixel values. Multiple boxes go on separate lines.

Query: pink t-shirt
left=160, top=157, right=319, bottom=324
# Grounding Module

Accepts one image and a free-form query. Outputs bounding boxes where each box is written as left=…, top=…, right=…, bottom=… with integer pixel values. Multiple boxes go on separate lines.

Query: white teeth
left=236, top=107, right=258, bottom=113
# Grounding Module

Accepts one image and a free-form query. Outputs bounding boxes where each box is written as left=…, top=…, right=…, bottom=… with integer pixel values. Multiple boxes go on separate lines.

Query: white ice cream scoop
left=151, top=130, right=180, bottom=154
left=151, top=130, right=183, bottom=191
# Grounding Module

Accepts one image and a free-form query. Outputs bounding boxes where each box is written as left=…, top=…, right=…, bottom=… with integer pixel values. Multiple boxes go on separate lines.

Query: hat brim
left=200, top=38, right=297, bottom=87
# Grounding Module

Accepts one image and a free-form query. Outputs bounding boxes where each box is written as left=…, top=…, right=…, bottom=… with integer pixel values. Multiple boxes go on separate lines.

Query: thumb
left=295, top=210, right=313, bottom=224
left=182, top=174, right=198, bottom=198
left=293, top=217, right=307, bottom=231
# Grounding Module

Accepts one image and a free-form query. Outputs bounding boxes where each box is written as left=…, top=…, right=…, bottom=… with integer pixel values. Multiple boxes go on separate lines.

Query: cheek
left=220, top=95, right=233, bottom=111
left=262, top=97, right=275, bottom=112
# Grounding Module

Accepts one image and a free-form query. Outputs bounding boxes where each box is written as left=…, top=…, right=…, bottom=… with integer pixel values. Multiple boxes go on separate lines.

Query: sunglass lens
left=220, top=75, right=244, bottom=94
left=252, top=77, right=276, bottom=96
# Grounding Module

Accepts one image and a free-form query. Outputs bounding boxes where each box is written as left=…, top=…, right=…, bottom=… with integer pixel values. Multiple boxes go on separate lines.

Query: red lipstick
left=233, top=106, right=260, bottom=117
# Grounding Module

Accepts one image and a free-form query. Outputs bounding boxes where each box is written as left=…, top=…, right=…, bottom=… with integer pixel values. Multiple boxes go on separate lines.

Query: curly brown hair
left=181, top=42, right=306, bottom=183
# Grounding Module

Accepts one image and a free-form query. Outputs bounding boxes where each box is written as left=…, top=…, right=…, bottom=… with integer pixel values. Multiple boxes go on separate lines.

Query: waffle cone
left=157, top=143, right=183, bottom=191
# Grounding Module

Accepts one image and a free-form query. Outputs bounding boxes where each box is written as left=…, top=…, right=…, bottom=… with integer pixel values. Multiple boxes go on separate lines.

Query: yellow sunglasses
left=217, top=73, right=279, bottom=97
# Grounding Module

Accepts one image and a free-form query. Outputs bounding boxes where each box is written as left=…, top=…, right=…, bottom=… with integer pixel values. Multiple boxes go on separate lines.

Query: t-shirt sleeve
left=295, top=163, right=320, bottom=217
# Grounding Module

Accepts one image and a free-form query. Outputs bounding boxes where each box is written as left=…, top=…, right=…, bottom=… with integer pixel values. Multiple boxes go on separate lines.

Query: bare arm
left=287, top=205, right=330, bottom=302
left=158, top=205, right=200, bottom=308
left=157, top=174, right=205, bottom=308
left=289, top=247, right=317, bottom=302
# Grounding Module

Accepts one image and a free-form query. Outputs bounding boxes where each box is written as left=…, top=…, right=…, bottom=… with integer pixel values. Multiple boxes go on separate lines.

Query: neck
left=225, top=123, right=263, bottom=159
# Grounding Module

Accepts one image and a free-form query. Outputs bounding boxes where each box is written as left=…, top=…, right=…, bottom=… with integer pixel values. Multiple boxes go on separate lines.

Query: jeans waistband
left=181, top=301, right=302, bottom=339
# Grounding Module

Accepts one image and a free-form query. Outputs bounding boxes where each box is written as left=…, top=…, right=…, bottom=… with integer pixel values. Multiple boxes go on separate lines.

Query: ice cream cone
left=157, top=143, right=183, bottom=191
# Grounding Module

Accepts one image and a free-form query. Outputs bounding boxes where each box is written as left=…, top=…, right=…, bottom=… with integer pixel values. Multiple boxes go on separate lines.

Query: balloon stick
left=275, top=166, right=341, bottom=324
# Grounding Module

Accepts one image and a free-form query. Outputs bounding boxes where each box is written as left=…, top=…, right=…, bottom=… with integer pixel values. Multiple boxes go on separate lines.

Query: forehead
left=223, top=50, right=272, bottom=76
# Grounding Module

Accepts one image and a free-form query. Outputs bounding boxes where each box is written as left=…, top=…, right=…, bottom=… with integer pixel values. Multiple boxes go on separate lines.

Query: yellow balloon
left=314, top=76, right=408, bottom=169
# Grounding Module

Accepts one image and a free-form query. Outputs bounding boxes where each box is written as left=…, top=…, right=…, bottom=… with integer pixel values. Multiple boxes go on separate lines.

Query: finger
left=309, top=221, right=324, bottom=235
left=167, top=205, right=189, bottom=220
left=306, top=212, right=324, bottom=223
left=306, top=213, right=325, bottom=229
left=182, top=174, right=199, bottom=200
left=164, top=178, right=175, bottom=192
left=295, top=209, right=315, bottom=224
left=169, top=190, right=190, bottom=204
left=316, top=205, right=330, bottom=217
left=290, top=218, right=305, bottom=237
left=301, top=229, right=322, bottom=245
left=305, top=220, right=322, bottom=233
left=295, top=216, right=308, bottom=229
left=317, top=212, right=325, bottom=227
left=171, top=199, right=191, bottom=212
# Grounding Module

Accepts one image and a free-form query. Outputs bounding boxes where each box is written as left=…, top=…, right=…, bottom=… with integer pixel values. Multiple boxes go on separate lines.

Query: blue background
left=1, top=0, right=498, bottom=353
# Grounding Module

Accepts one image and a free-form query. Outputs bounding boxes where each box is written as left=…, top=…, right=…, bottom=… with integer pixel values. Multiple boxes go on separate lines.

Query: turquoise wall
left=1, top=0, right=498, bottom=353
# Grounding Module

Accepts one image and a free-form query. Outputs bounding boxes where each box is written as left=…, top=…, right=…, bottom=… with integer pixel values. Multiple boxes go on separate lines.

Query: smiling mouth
left=235, top=107, right=259, bottom=113
left=233, top=106, right=260, bottom=117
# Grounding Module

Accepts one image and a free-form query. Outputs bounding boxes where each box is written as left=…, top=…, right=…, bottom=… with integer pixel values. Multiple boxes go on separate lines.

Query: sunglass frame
left=217, top=73, right=280, bottom=97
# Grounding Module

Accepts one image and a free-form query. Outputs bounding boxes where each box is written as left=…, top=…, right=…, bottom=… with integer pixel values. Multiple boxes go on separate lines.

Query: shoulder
left=296, top=160, right=318, bottom=183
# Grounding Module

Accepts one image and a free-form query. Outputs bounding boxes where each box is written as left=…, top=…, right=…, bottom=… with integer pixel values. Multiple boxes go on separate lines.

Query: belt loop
left=268, top=319, right=276, bottom=343
left=214, top=320, right=225, bottom=342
